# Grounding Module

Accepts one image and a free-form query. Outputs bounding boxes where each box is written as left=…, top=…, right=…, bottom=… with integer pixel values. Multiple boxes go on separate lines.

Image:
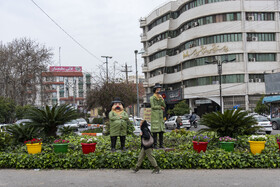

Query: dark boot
left=153, top=133, right=158, bottom=149
left=120, top=136, right=126, bottom=151
left=159, top=132, right=164, bottom=148
left=152, top=166, right=160, bottom=174
left=111, top=136, right=117, bottom=152
left=132, top=166, right=140, bottom=173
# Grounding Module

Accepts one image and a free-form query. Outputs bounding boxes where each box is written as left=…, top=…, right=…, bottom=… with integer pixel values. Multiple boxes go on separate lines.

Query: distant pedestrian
left=132, top=120, right=160, bottom=174
left=176, top=116, right=182, bottom=129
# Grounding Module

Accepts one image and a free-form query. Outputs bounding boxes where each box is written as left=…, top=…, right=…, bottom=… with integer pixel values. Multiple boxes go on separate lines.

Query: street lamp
left=205, top=58, right=236, bottom=113
left=134, top=49, right=145, bottom=117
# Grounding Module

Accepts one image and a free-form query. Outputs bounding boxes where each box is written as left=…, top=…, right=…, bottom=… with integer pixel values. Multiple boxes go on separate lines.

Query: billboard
left=265, top=73, right=280, bottom=94
left=49, top=66, right=82, bottom=72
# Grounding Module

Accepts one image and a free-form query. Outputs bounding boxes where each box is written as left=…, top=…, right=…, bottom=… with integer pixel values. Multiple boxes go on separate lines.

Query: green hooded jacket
left=109, top=111, right=128, bottom=136
left=150, top=94, right=166, bottom=133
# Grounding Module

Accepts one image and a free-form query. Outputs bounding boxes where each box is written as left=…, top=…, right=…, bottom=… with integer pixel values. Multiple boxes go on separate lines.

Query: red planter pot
left=81, top=143, right=97, bottom=154
left=277, top=142, right=280, bottom=149
left=192, top=141, right=208, bottom=153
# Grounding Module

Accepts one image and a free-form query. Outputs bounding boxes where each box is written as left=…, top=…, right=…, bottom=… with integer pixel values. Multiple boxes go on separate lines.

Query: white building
left=41, top=66, right=92, bottom=108
left=140, top=0, right=280, bottom=116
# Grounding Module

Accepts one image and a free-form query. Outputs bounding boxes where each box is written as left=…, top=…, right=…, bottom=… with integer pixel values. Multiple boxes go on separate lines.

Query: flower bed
left=1, top=131, right=280, bottom=169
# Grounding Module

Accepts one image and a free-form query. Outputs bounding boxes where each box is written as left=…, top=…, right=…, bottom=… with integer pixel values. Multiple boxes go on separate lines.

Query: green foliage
left=1, top=133, right=280, bottom=169
left=254, top=95, right=270, bottom=115
left=15, top=105, right=33, bottom=120
left=92, top=118, right=103, bottom=124
left=25, top=104, right=79, bottom=137
left=0, top=97, right=16, bottom=124
left=199, top=109, right=260, bottom=138
left=5, top=124, right=42, bottom=144
left=0, top=132, right=12, bottom=150
left=59, top=126, right=78, bottom=136
left=169, top=101, right=190, bottom=116
left=81, top=127, right=103, bottom=133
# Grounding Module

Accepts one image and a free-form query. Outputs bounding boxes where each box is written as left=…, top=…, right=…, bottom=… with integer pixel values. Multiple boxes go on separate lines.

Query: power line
left=30, top=0, right=103, bottom=63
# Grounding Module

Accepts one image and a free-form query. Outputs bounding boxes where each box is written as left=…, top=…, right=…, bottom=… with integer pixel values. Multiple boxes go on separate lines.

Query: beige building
left=140, top=0, right=279, bottom=115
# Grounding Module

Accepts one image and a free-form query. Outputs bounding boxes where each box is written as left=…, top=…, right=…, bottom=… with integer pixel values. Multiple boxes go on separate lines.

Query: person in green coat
left=109, top=97, right=129, bottom=152
left=150, top=83, right=166, bottom=149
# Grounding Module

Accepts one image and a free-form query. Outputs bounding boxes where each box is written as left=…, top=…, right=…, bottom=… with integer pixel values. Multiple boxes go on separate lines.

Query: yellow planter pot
left=248, top=141, right=266, bottom=155
left=26, top=143, right=42, bottom=154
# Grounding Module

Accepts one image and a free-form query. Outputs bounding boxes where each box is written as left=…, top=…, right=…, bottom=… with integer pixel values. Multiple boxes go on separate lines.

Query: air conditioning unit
left=249, top=79, right=254, bottom=82
left=247, top=36, right=252, bottom=41
left=184, top=25, right=189, bottom=30
left=255, top=78, right=261, bottom=82
left=168, top=87, right=173, bottom=90
left=189, top=43, right=196, bottom=48
left=158, top=70, right=162, bottom=75
left=248, top=16, right=254, bottom=21
left=252, top=36, right=258, bottom=41
left=192, top=21, right=199, bottom=27
left=249, top=57, right=256, bottom=62
left=180, top=28, right=184, bottom=32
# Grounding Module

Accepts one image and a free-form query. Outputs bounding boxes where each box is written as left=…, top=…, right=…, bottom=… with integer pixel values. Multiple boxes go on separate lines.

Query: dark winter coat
left=140, top=121, right=153, bottom=150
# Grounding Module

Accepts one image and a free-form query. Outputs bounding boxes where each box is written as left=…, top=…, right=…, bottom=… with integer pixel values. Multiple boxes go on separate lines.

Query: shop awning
left=262, top=95, right=280, bottom=104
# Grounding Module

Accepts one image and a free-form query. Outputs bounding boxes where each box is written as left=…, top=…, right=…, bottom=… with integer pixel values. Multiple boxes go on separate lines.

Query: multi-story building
left=140, top=0, right=280, bottom=116
left=41, top=66, right=92, bottom=108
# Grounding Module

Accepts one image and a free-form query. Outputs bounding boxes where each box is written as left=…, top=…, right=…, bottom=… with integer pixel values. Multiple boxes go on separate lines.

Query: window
left=246, top=12, right=274, bottom=21
left=184, top=74, right=244, bottom=87
left=248, top=53, right=276, bottom=62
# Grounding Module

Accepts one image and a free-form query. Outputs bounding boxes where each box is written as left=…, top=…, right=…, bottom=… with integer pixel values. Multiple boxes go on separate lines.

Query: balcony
left=139, top=18, right=147, bottom=27
left=142, top=65, right=148, bottom=73
left=140, top=33, right=147, bottom=42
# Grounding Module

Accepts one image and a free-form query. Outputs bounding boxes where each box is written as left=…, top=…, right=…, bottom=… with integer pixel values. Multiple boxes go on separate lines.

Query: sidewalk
left=0, top=169, right=280, bottom=187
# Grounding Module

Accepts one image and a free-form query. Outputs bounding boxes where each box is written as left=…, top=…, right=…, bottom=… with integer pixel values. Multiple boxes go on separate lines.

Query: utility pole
left=121, top=63, right=132, bottom=84
left=113, top=61, right=118, bottom=81
left=101, top=56, right=112, bottom=82
left=134, top=50, right=140, bottom=117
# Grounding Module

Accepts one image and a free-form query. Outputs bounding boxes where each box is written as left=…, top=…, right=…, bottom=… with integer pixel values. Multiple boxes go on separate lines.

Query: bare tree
left=86, top=64, right=136, bottom=118
left=0, top=38, right=53, bottom=106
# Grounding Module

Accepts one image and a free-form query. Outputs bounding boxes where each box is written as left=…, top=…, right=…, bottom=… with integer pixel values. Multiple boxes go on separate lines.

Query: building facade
left=140, top=0, right=280, bottom=115
left=41, top=66, right=92, bottom=108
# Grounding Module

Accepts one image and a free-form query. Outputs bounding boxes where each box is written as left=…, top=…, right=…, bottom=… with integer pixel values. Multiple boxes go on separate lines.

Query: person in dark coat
left=132, top=120, right=160, bottom=174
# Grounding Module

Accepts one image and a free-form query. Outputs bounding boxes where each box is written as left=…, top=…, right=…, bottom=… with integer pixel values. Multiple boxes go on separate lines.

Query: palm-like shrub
left=199, top=109, right=260, bottom=138
left=5, top=124, right=42, bottom=143
left=25, top=104, right=79, bottom=137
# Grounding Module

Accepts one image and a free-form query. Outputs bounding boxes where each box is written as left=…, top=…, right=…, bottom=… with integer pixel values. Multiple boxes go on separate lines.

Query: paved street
left=0, top=169, right=280, bottom=187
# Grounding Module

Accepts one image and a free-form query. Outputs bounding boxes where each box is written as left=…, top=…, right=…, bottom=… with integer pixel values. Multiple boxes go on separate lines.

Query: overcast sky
left=0, top=0, right=170, bottom=76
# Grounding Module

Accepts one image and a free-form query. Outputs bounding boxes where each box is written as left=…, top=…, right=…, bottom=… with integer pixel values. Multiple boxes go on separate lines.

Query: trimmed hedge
left=1, top=148, right=280, bottom=169
left=1, top=130, right=280, bottom=169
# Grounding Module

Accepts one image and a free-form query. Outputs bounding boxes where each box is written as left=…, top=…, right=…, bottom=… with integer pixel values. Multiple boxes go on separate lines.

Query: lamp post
left=134, top=50, right=139, bottom=117
left=206, top=58, right=236, bottom=113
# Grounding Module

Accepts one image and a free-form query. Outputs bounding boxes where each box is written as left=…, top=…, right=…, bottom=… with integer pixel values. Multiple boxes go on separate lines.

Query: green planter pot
left=220, top=142, right=235, bottom=152
left=53, top=143, right=69, bottom=153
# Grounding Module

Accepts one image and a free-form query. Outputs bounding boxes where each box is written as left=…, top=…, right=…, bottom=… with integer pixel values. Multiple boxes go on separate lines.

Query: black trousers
left=111, top=136, right=126, bottom=149
left=152, top=132, right=164, bottom=148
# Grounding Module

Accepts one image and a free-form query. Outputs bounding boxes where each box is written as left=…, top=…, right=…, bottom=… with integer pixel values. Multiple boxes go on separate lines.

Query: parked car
left=64, top=120, right=79, bottom=128
left=0, top=124, right=8, bottom=132
left=165, top=116, right=191, bottom=130
left=133, top=118, right=151, bottom=135
left=15, top=119, right=32, bottom=125
left=252, top=115, right=272, bottom=134
left=76, top=118, right=88, bottom=128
